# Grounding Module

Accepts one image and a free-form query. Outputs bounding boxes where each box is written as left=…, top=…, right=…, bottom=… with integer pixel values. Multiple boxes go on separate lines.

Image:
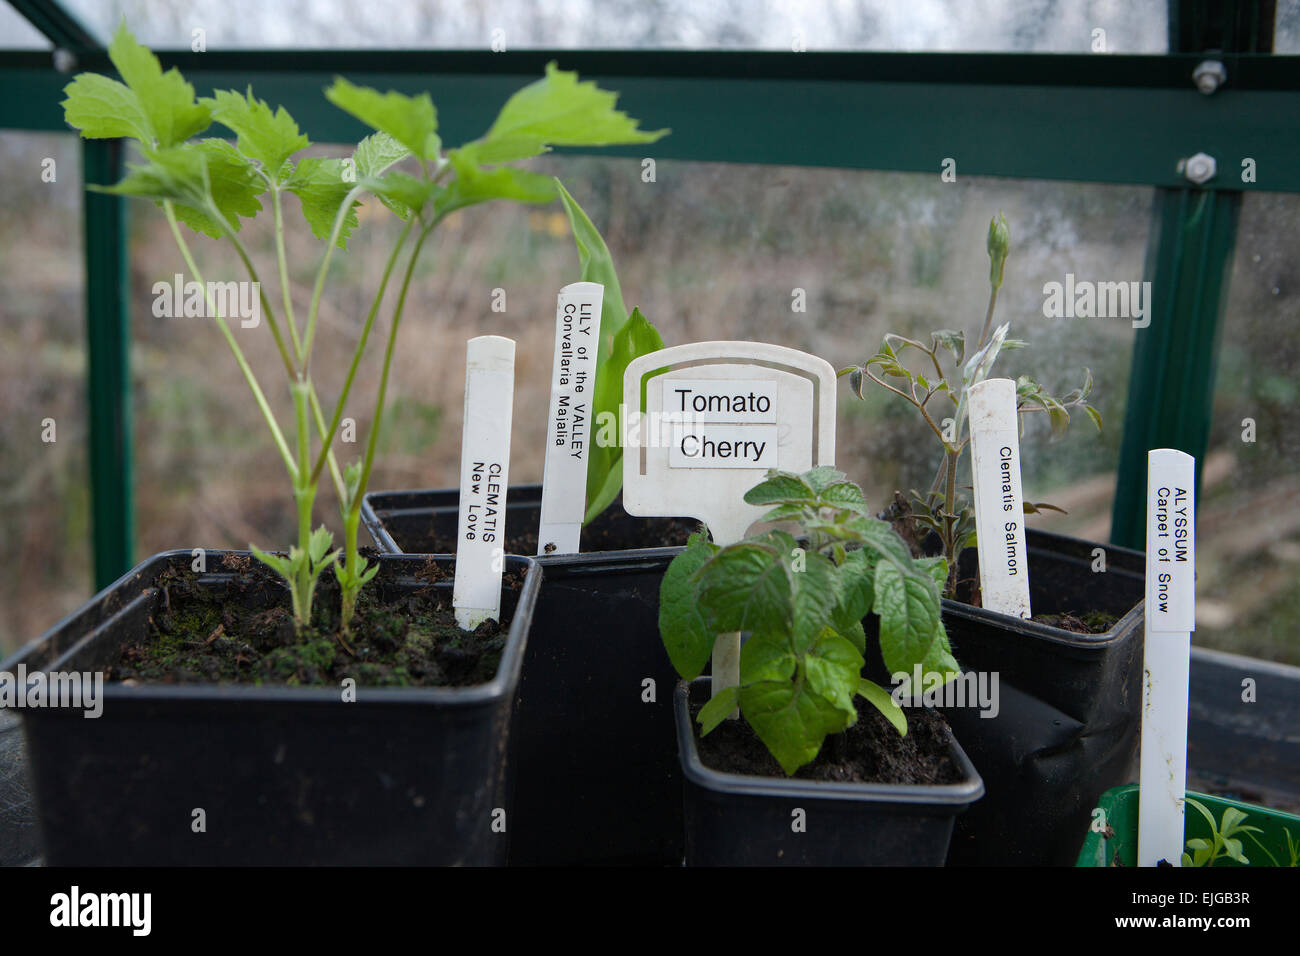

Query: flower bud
left=987, top=212, right=1010, bottom=290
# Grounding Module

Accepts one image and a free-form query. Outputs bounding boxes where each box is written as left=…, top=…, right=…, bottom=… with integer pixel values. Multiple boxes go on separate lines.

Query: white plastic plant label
left=622, top=341, right=837, bottom=546
left=537, top=281, right=603, bottom=556
left=1145, top=449, right=1196, bottom=633
left=967, top=377, right=1032, bottom=619
left=453, top=335, right=515, bottom=630
left=623, top=341, right=837, bottom=701
left=1137, top=448, right=1196, bottom=867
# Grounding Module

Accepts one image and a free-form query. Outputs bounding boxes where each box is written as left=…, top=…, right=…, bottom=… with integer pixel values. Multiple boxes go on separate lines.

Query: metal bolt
left=1192, top=60, right=1226, bottom=95
left=52, top=48, right=77, bottom=73
left=1178, top=153, right=1217, bottom=185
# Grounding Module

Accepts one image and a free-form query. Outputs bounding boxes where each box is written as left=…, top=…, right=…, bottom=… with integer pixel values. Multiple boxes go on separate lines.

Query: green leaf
left=172, top=139, right=263, bottom=237
left=353, top=130, right=411, bottom=178
left=787, top=547, right=841, bottom=655
left=457, top=61, right=668, bottom=166
left=285, top=158, right=360, bottom=248
left=739, top=631, right=797, bottom=684
left=830, top=607, right=867, bottom=655
left=354, top=131, right=413, bottom=217
left=839, top=515, right=917, bottom=573
left=62, top=72, right=153, bottom=142
left=1186, top=797, right=1219, bottom=833
left=805, top=466, right=847, bottom=494
left=837, top=548, right=875, bottom=621
left=697, top=686, right=740, bottom=735
left=914, top=555, right=949, bottom=591
left=556, top=181, right=630, bottom=339
left=847, top=366, right=865, bottom=400
left=582, top=458, right=626, bottom=528
left=307, top=525, right=335, bottom=565
left=555, top=182, right=640, bottom=524
left=819, top=480, right=870, bottom=514
left=805, top=630, right=865, bottom=716
left=1220, top=807, right=1249, bottom=834
left=361, top=170, right=439, bottom=215
left=657, top=533, right=719, bottom=679
left=698, top=541, right=790, bottom=636
left=759, top=502, right=808, bottom=523
left=874, top=561, right=943, bottom=676
left=96, top=145, right=209, bottom=208
left=857, top=678, right=908, bottom=736
left=917, top=620, right=961, bottom=679
left=250, top=543, right=292, bottom=580
left=1046, top=400, right=1070, bottom=441
left=743, top=471, right=815, bottom=507
left=325, top=77, right=440, bottom=160
left=203, top=87, right=309, bottom=179
left=583, top=307, right=665, bottom=523
left=435, top=161, right=557, bottom=217
left=932, top=329, right=964, bottom=365
left=85, top=21, right=211, bottom=148
left=740, top=678, right=851, bottom=775
left=1084, top=404, right=1103, bottom=432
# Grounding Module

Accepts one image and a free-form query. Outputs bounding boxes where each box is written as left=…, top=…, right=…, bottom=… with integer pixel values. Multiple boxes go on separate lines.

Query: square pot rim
left=359, top=486, right=691, bottom=563
left=0, top=549, right=541, bottom=709
left=674, top=678, right=985, bottom=806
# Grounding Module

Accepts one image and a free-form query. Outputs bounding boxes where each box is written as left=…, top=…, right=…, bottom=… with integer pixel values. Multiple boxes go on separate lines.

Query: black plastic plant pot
left=1, top=549, right=539, bottom=866
left=503, top=548, right=687, bottom=865
left=675, top=679, right=985, bottom=866
left=934, top=528, right=1146, bottom=867
left=362, top=484, right=696, bottom=866
left=360, top=484, right=695, bottom=557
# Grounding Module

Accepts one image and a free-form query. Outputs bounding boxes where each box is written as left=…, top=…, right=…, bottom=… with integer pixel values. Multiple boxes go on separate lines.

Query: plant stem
left=271, top=186, right=305, bottom=364
left=205, top=201, right=299, bottom=382
left=943, top=446, right=959, bottom=597
left=309, top=214, right=416, bottom=486
left=976, top=284, right=999, bottom=355
left=354, top=218, right=438, bottom=508
left=163, top=202, right=297, bottom=477
left=291, top=379, right=316, bottom=628
left=336, top=217, right=438, bottom=631
left=303, top=185, right=365, bottom=369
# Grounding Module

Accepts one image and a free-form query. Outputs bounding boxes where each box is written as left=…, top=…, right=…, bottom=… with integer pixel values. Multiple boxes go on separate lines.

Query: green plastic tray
left=1076, top=785, right=1300, bottom=867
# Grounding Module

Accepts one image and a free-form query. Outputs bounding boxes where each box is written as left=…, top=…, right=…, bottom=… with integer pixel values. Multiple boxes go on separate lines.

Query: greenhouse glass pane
left=123, top=151, right=1150, bottom=568
left=0, top=132, right=90, bottom=655
left=1277, top=0, right=1300, bottom=53
left=61, top=0, right=1167, bottom=52
left=1195, top=192, right=1300, bottom=666
left=0, top=4, right=54, bottom=48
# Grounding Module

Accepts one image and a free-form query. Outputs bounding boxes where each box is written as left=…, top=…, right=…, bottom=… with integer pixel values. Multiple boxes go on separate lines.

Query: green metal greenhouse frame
left=2, top=0, right=1296, bottom=589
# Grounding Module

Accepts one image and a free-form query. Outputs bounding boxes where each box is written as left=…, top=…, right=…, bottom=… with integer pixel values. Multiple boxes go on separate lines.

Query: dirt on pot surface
left=1032, top=610, right=1118, bottom=633
left=691, top=695, right=963, bottom=786
left=108, top=550, right=518, bottom=689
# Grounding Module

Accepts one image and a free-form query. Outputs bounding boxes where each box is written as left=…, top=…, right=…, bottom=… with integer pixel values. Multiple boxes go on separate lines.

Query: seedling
left=840, top=214, right=1101, bottom=597
left=1181, top=798, right=1276, bottom=867
left=658, top=467, right=959, bottom=775
left=62, top=22, right=666, bottom=634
